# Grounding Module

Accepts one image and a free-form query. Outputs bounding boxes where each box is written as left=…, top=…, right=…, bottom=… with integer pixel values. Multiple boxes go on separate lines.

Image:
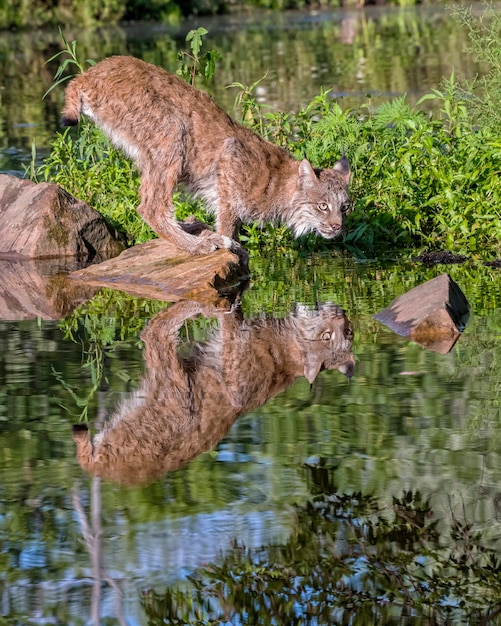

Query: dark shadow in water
left=73, top=299, right=355, bottom=486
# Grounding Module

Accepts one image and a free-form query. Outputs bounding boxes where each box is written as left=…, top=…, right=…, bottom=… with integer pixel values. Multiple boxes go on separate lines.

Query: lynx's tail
left=72, top=423, right=95, bottom=470
left=60, top=78, right=82, bottom=126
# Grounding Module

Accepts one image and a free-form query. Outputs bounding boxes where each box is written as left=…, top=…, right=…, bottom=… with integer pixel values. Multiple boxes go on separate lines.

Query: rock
left=374, top=273, right=470, bottom=354
left=413, top=250, right=468, bottom=266
left=0, top=258, right=99, bottom=320
left=0, top=174, right=125, bottom=260
left=70, top=238, right=250, bottom=306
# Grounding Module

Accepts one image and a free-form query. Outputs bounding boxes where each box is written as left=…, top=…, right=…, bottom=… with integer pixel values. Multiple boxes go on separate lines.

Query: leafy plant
left=177, top=27, right=222, bottom=86
left=43, top=29, right=96, bottom=99
left=228, top=73, right=271, bottom=135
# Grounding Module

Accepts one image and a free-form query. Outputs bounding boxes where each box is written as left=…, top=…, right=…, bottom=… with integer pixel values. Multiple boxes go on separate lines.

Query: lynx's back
left=61, top=56, right=241, bottom=166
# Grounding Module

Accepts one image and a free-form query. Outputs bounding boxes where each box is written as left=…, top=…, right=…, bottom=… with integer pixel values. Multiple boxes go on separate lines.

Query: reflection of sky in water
left=19, top=540, right=47, bottom=569
left=132, top=508, right=292, bottom=586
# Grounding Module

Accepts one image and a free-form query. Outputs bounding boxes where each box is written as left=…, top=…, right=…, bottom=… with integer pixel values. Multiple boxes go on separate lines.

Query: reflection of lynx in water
left=73, top=300, right=355, bottom=485
left=61, top=56, right=351, bottom=255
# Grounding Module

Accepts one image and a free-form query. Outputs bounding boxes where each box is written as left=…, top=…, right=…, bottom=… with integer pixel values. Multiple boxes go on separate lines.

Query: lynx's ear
left=298, top=159, right=318, bottom=189
left=304, top=360, right=322, bottom=385
left=333, top=155, right=351, bottom=184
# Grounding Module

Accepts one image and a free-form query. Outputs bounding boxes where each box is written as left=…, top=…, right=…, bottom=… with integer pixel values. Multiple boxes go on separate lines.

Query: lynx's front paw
left=213, top=234, right=249, bottom=263
left=197, top=231, right=246, bottom=258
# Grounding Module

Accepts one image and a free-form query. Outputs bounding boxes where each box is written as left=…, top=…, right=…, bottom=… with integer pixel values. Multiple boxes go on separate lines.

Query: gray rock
left=0, top=174, right=125, bottom=260
left=374, top=273, right=470, bottom=353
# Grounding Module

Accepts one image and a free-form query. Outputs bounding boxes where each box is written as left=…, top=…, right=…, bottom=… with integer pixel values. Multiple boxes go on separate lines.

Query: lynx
left=73, top=300, right=355, bottom=485
left=61, top=56, right=351, bottom=255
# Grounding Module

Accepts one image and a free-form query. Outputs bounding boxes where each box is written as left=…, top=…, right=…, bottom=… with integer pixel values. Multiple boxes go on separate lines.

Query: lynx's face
left=293, top=303, right=355, bottom=382
left=291, top=157, right=351, bottom=240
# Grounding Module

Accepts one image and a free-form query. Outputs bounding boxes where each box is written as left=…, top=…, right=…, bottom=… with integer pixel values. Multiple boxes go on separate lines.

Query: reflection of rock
left=0, top=258, right=99, bottom=320
left=0, top=174, right=125, bottom=260
left=73, top=300, right=355, bottom=486
left=374, top=273, right=470, bottom=354
left=70, top=237, right=249, bottom=306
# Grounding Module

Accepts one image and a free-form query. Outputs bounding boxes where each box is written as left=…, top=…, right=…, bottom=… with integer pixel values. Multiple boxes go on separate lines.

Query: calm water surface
left=1, top=254, right=501, bottom=623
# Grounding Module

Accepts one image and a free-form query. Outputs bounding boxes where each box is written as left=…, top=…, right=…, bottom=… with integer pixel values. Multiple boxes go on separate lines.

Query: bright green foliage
left=35, top=124, right=150, bottom=244
left=344, top=92, right=501, bottom=256
left=232, top=85, right=501, bottom=258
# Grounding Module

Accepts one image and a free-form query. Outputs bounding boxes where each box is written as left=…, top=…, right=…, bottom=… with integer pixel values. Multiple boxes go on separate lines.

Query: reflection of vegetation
left=0, top=0, right=458, bottom=29
left=1, top=257, right=501, bottom=620
left=0, top=0, right=124, bottom=29
left=142, top=468, right=501, bottom=625
left=0, top=27, right=129, bottom=170
left=52, top=290, right=167, bottom=420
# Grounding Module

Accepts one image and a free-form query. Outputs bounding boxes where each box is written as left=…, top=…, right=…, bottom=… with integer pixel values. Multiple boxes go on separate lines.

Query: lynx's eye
left=320, top=331, right=332, bottom=340
left=317, top=202, right=329, bottom=213
left=344, top=327, right=354, bottom=339
left=341, top=202, right=350, bottom=215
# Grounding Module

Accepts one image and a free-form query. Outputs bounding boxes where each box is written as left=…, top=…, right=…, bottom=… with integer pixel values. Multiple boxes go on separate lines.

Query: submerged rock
left=70, top=237, right=250, bottom=306
left=374, top=273, right=470, bottom=354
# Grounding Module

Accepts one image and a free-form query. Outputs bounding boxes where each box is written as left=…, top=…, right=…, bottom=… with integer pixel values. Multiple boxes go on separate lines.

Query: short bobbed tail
left=72, top=423, right=95, bottom=470
left=60, top=77, right=82, bottom=126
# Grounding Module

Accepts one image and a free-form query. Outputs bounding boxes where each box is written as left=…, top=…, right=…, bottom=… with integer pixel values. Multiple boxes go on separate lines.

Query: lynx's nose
left=328, top=222, right=343, bottom=237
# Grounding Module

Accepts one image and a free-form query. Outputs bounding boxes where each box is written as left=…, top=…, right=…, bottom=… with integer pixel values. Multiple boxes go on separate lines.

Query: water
left=2, top=5, right=501, bottom=623
left=2, top=253, right=501, bottom=623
